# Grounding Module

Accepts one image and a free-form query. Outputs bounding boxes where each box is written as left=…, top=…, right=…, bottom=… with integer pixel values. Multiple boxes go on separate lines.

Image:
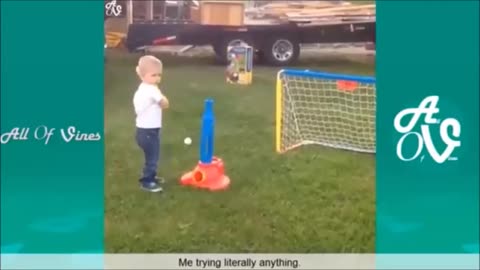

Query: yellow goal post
left=275, top=69, right=376, bottom=154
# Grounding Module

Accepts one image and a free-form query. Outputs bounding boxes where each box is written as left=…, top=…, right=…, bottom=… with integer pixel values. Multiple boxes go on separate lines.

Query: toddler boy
left=133, top=55, right=169, bottom=192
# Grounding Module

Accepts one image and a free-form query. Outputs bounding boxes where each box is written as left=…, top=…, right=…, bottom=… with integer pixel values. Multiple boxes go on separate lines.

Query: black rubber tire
left=263, top=35, right=300, bottom=66
left=213, top=36, right=254, bottom=65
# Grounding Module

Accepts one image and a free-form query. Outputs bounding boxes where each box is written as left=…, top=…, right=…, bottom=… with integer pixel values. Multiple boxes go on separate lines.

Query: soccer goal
left=275, top=69, right=376, bottom=154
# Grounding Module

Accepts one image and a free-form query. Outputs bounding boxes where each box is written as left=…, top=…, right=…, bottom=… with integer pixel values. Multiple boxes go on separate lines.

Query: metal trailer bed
left=125, top=18, right=375, bottom=66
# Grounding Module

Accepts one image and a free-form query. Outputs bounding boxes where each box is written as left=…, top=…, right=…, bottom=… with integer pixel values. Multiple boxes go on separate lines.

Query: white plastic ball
left=184, top=137, right=192, bottom=145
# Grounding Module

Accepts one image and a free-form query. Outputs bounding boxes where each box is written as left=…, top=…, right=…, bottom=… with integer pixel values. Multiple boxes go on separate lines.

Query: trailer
left=117, top=0, right=375, bottom=66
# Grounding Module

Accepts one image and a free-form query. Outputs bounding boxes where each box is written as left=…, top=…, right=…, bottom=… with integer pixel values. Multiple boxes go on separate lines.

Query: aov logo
left=105, top=0, right=123, bottom=17
left=394, top=96, right=461, bottom=163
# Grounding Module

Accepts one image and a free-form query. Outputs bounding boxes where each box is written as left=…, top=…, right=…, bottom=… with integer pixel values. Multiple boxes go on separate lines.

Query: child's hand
left=159, top=96, right=169, bottom=109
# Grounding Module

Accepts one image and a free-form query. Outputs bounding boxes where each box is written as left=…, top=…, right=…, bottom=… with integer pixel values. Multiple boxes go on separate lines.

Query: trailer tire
left=263, top=36, right=300, bottom=66
left=213, top=36, right=254, bottom=65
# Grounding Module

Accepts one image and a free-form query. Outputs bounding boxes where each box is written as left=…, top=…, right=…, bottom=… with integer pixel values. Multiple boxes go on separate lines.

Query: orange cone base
left=180, top=156, right=231, bottom=191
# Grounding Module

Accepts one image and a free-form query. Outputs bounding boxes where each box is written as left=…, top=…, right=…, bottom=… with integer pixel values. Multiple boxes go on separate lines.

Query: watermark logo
left=1, top=125, right=101, bottom=145
left=105, top=0, right=123, bottom=17
left=394, top=96, right=461, bottom=164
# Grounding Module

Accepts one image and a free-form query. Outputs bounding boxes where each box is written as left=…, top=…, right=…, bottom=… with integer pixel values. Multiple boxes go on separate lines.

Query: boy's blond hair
left=136, top=55, right=163, bottom=77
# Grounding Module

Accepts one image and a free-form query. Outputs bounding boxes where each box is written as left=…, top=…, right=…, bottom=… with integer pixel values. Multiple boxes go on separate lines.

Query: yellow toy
left=225, top=44, right=253, bottom=85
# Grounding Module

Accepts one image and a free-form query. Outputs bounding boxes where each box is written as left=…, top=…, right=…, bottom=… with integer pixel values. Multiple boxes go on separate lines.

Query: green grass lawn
left=104, top=49, right=376, bottom=253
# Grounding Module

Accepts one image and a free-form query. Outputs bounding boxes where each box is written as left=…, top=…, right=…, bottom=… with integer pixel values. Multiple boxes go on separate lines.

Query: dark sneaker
left=140, top=181, right=163, bottom=193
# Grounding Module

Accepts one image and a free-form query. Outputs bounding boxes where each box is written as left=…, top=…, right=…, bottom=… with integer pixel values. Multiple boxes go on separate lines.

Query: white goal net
left=275, top=69, right=376, bottom=153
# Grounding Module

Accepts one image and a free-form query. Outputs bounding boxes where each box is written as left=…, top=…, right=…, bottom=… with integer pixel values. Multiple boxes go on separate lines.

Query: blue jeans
left=136, top=128, right=161, bottom=183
